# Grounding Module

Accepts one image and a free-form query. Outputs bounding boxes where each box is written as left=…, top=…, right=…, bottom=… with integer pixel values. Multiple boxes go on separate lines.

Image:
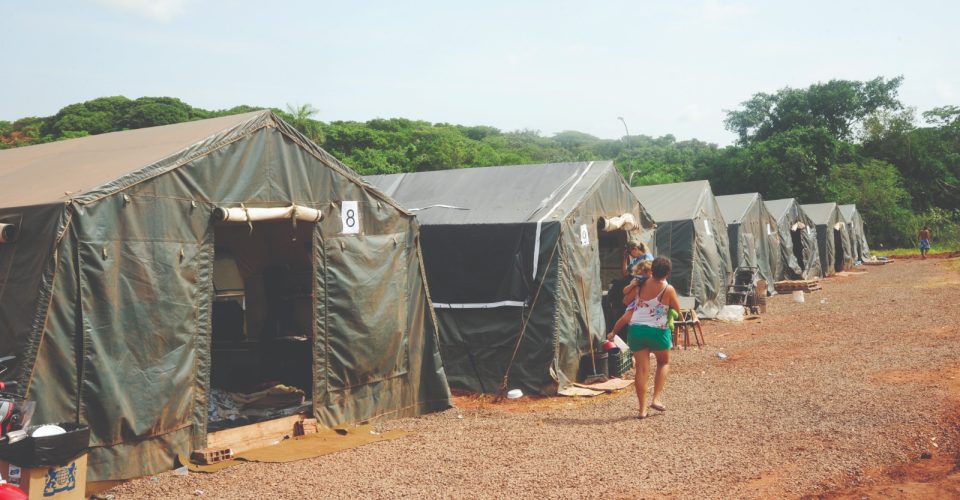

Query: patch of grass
left=872, top=245, right=953, bottom=257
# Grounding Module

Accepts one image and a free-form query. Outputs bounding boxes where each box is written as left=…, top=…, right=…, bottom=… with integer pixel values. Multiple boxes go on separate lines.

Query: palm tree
left=285, top=103, right=322, bottom=143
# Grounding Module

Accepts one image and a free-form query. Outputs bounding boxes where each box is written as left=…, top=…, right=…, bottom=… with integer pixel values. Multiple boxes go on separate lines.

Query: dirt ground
left=108, top=257, right=960, bottom=499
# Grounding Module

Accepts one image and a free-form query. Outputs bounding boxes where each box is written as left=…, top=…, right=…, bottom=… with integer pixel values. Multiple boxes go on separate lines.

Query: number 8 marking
left=345, top=209, right=356, bottom=227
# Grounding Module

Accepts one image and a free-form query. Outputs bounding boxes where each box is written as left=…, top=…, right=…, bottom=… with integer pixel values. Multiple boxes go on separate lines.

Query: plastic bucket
left=792, top=291, right=805, bottom=303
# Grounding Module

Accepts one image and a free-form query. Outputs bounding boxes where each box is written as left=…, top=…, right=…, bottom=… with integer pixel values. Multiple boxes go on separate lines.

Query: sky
left=2, top=0, right=958, bottom=145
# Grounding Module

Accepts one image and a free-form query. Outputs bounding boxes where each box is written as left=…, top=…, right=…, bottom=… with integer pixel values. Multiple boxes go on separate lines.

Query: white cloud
left=93, top=0, right=190, bottom=22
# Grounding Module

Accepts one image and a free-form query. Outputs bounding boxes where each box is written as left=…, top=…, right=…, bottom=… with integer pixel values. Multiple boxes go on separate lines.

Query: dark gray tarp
left=715, top=193, right=779, bottom=294
left=0, top=111, right=451, bottom=481
left=764, top=198, right=822, bottom=280
left=839, top=204, right=870, bottom=261
left=366, top=162, right=655, bottom=395
left=631, top=181, right=732, bottom=318
left=801, top=202, right=853, bottom=276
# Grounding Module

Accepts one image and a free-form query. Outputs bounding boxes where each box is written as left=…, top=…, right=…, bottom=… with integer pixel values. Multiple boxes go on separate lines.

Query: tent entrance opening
left=209, top=220, right=315, bottom=431
left=790, top=228, right=806, bottom=271
left=598, top=226, right=628, bottom=330
left=833, top=228, right=845, bottom=272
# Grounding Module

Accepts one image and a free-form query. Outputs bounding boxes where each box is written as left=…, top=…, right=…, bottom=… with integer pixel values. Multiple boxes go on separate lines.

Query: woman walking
left=607, top=257, right=680, bottom=418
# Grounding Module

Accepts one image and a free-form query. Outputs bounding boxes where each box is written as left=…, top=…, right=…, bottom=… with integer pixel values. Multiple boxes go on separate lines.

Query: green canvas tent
left=801, top=202, right=853, bottom=276
left=365, top=162, right=654, bottom=395
left=715, top=193, right=779, bottom=294
left=764, top=198, right=822, bottom=280
left=631, top=181, right=732, bottom=318
left=0, top=111, right=451, bottom=481
left=839, top=204, right=870, bottom=262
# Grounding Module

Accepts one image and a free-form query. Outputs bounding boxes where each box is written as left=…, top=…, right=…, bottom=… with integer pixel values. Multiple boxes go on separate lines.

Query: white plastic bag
left=613, top=335, right=629, bottom=352
left=716, top=305, right=745, bottom=322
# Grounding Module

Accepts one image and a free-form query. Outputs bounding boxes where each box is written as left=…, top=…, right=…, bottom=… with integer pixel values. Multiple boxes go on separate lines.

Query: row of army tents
left=0, top=111, right=870, bottom=481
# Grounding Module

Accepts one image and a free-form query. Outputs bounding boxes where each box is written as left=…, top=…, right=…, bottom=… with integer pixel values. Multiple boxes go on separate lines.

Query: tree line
left=2, top=78, right=958, bottom=249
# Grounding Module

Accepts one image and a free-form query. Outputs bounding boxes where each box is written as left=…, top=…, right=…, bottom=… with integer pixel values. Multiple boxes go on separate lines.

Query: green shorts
left=627, top=324, right=672, bottom=352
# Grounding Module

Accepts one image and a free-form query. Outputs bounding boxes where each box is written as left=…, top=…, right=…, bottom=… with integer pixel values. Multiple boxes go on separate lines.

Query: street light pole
left=628, top=169, right=641, bottom=185
left=617, top=116, right=630, bottom=138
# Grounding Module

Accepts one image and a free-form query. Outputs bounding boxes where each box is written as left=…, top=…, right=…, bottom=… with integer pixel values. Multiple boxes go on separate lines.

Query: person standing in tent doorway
left=607, top=257, right=680, bottom=419
left=919, top=226, right=932, bottom=259
left=621, top=241, right=653, bottom=276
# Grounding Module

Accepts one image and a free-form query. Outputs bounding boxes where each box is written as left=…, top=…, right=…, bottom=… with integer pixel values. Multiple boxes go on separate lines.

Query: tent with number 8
left=0, top=111, right=451, bottom=481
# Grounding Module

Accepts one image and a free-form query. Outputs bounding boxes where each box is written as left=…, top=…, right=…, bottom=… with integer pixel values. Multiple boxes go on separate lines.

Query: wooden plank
left=775, top=279, right=822, bottom=294
left=558, top=386, right=604, bottom=397
left=573, top=378, right=634, bottom=392
left=207, top=415, right=303, bottom=454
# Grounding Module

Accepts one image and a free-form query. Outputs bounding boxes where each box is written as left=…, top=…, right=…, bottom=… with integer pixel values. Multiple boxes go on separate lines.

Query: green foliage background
left=2, top=78, right=958, bottom=250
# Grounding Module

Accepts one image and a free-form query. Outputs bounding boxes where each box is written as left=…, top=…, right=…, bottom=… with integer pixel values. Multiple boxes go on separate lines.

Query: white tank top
left=629, top=281, right=669, bottom=328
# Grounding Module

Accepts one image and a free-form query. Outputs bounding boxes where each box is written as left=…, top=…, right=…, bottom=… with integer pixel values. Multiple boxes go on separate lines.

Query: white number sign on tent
left=341, top=201, right=360, bottom=234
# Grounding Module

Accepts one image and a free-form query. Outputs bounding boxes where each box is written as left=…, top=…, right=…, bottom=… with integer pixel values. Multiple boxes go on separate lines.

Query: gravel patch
left=108, top=258, right=960, bottom=499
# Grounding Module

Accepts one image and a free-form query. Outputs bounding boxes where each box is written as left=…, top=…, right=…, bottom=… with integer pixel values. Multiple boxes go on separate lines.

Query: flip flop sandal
left=650, top=403, right=666, bottom=412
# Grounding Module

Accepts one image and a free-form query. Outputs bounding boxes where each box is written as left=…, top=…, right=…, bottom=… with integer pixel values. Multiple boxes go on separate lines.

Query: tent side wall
left=19, top=121, right=451, bottom=481
left=757, top=205, right=781, bottom=292
left=696, top=196, right=732, bottom=317
left=314, top=216, right=451, bottom=424
left=430, top=221, right=563, bottom=396
left=851, top=211, right=871, bottom=260
left=691, top=217, right=732, bottom=318
left=553, top=230, right=588, bottom=391
left=858, top=212, right=871, bottom=259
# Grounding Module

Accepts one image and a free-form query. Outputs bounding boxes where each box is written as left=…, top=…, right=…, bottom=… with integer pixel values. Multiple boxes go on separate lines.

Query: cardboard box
left=0, top=454, right=87, bottom=500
